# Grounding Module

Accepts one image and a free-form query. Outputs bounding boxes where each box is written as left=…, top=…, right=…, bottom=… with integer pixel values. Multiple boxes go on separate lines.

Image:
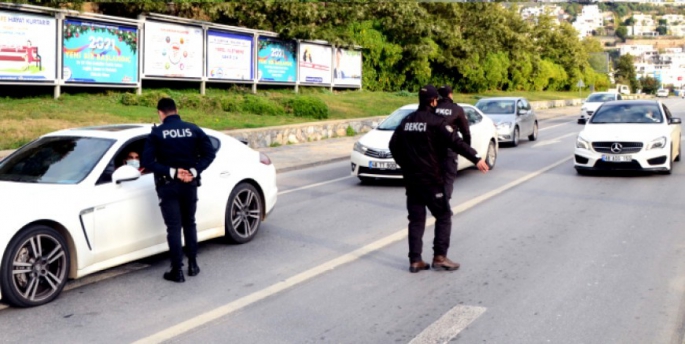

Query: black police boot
left=188, top=259, right=200, bottom=277
left=163, top=267, right=185, bottom=283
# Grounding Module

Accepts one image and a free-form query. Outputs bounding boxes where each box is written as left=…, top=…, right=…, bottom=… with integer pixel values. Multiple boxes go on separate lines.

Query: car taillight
left=260, top=152, right=272, bottom=165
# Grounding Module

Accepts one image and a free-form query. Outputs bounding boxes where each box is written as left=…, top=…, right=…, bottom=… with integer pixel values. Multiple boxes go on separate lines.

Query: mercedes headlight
left=576, top=135, right=589, bottom=149
left=496, top=122, right=512, bottom=130
left=647, top=136, right=667, bottom=150
left=354, top=141, right=368, bottom=154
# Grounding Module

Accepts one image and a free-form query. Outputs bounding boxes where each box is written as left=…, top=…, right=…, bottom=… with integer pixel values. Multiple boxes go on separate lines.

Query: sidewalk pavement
left=0, top=106, right=580, bottom=173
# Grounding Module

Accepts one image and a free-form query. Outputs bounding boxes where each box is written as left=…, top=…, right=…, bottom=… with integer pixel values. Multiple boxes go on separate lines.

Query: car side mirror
left=112, top=165, right=141, bottom=184
left=670, top=117, right=682, bottom=125
left=518, top=109, right=526, bottom=116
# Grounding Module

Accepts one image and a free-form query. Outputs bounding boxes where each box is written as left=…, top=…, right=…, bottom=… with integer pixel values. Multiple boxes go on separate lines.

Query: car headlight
left=581, top=106, right=587, bottom=112
left=647, top=136, right=667, bottom=150
left=353, top=141, right=368, bottom=154
left=496, top=122, right=512, bottom=130
left=576, top=135, right=589, bottom=149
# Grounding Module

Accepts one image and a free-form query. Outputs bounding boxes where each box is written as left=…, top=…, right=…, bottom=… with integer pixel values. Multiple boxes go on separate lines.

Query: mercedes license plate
left=369, top=161, right=398, bottom=170
left=601, top=155, right=632, bottom=162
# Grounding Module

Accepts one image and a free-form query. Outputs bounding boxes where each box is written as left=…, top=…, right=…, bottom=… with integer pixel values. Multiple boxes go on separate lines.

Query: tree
left=640, top=76, right=661, bottom=94
left=659, top=19, right=668, bottom=26
left=656, top=26, right=668, bottom=36
left=614, top=55, right=639, bottom=93
left=615, top=26, right=628, bottom=42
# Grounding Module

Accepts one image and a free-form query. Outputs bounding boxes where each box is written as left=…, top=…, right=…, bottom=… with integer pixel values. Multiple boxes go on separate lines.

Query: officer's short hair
left=157, top=98, right=177, bottom=114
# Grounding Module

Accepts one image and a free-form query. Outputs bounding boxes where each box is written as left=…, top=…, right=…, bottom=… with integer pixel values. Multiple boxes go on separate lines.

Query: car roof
left=475, top=97, right=523, bottom=101
left=43, top=124, right=226, bottom=140
left=398, top=103, right=476, bottom=110
left=600, top=100, right=660, bottom=106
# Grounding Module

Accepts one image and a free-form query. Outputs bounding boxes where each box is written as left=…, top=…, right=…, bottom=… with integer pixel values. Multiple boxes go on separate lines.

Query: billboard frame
left=297, top=39, right=333, bottom=88
left=332, top=45, right=363, bottom=90
left=204, top=25, right=256, bottom=85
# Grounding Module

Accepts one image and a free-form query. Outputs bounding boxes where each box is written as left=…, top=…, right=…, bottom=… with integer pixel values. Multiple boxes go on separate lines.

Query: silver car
left=475, top=97, right=539, bottom=146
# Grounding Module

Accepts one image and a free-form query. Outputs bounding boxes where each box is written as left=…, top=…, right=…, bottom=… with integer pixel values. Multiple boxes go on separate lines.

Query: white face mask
left=126, top=159, right=140, bottom=169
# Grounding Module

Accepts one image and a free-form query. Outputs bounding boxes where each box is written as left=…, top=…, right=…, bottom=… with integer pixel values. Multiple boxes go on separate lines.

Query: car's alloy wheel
left=486, top=140, right=497, bottom=169
left=512, top=127, right=520, bottom=147
left=0, top=226, right=70, bottom=308
left=225, top=183, right=263, bottom=244
left=528, top=122, right=538, bottom=141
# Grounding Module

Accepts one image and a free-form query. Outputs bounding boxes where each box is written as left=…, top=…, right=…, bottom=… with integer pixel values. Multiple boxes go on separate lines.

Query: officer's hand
left=177, top=168, right=194, bottom=183
left=476, top=159, right=489, bottom=173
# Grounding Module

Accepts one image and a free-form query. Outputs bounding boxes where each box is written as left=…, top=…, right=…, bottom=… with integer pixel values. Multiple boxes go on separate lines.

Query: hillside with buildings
left=520, top=2, right=685, bottom=89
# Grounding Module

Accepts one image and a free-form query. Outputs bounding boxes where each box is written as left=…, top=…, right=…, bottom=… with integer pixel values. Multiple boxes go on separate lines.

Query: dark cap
left=438, top=85, right=453, bottom=98
left=419, top=85, right=439, bottom=103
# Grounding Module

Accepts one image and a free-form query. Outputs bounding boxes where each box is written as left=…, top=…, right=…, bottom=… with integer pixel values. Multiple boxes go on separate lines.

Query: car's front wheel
left=225, top=182, right=263, bottom=244
left=528, top=122, right=538, bottom=141
left=0, top=225, right=70, bottom=308
left=486, top=140, right=497, bottom=169
left=512, top=127, right=520, bottom=147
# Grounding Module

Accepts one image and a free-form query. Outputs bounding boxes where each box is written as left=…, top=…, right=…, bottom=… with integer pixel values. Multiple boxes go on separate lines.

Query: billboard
left=333, top=48, right=362, bottom=87
left=206, top=30, right=253, bottom=81
left=143, top=21, right=203, bottom=78
left=298, top=43, right=332, bottom=84
left=257, top=37, right=296, bottom=83
left=62, top=19, right=138, bottom=84
left=0, top=11, right=56, bottom=81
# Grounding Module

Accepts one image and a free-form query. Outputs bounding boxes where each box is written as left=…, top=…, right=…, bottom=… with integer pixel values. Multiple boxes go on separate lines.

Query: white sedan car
left=578, top=92, right=622, bottom=124
left=0, top=124, right=277, bottom=307
left=656, top=89, right=669, bottom=98
left=575, top=100, right=681, bottom=174
left=351, top=103, right=498, bottom=181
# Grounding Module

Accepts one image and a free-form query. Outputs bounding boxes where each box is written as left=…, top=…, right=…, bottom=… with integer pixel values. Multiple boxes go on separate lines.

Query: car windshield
left=586, top=94, right=616, bottom=102
left=377, top=108, right=417, bottom=130
left=475, top=100, right=516, bottom=115
left=590, top=103, right=663, bottom=124
left=0, top=136, right=114, bottom=184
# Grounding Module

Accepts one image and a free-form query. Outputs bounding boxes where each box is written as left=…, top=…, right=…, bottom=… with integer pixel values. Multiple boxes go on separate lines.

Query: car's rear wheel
left=225, top=183, right=263, bottom=244
left=512, top=127, right=520, bottom=147
left=528, top=122, right=538, bottom=141
left=0, top=225, right=70, bottom=308
left=486, top=140, right=497, bottom=169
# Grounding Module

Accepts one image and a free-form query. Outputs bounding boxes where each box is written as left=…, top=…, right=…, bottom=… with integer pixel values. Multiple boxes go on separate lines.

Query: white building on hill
left=572, top=5, right=604, bottom=39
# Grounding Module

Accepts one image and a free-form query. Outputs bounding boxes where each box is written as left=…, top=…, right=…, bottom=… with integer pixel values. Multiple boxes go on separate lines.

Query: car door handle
left=220, top=171, right=231, bottom=178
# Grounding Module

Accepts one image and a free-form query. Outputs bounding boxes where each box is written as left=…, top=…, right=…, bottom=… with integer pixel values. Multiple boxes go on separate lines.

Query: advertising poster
left=298, top=43, right=332, bottom=84
left=333, top=48, right=362, bottom=87
left=144, top=21, right=203, bottom=78
left=62, top=19, right=138, bottom=84
left=257, top=37, right=296, bottom=83
left=0, top=11, right=56, bottom=81
left=206, top=30, right=253, bottom=81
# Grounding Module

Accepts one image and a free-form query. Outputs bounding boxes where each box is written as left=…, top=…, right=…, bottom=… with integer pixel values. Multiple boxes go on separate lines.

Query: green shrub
left=395, top=90, right=414, bottom=97
left=220, top=96, right=243, bottom=112
left=138, top=91, right=169, bottom=107
left=177, top=94, right=204, bottom=110
left=346, top=125, right=356, bottom=136
left=282, top=96, right=329, bottom=119
left=241, top=95, right=285, bottom=116
left=120, top=93, right=139, bottom=106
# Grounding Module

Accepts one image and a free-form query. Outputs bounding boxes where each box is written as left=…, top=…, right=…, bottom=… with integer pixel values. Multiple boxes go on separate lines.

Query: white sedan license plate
left=601, top=154, right=632, bottom=162
left=369, top=161, right=398, bottom=170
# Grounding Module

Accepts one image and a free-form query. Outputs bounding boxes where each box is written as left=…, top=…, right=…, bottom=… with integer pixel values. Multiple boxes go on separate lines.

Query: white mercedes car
left=574, top=100, right=681, bottom=174
left=351, top=103, right=498, bottom=181
left=0, top=124, right=277, bottom=307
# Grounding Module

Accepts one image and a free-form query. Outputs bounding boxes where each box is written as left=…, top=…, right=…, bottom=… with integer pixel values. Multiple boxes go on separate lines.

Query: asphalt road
left=2, top=99, right=685, bottom=344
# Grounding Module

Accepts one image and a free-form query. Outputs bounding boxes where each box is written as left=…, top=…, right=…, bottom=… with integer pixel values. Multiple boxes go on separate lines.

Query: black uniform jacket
left=142, top=114, right=216, bottom=182
left=389, top=106, right=480, bottom=186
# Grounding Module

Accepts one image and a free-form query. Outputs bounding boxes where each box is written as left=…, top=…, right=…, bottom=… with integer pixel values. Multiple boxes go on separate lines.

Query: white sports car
left=574, top=100, right=682, bottom=174
left=350, top=103, right=498, bottom=181
left=0, top=124, right=278, bottom=307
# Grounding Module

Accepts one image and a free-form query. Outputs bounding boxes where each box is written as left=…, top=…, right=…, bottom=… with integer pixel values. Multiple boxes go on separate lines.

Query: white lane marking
left=132, top=156, right=572, bottom=344
left=408, top=305, right=487, bottom=344
left=540, top=120, right=574, bottom=131
left=532, top=132, right=577, bottom=148
left=278, top=175, right=353, bottom=195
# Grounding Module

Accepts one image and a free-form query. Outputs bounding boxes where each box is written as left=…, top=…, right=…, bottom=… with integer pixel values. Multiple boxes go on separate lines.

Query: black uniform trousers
left=157, top=180, right=198, bottom=269
left=406, top=184, right=453, bottom=262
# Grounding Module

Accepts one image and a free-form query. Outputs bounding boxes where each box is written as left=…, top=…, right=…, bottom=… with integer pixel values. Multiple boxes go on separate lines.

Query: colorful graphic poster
left=333, top=48, right=362, bottom=87
left=143, top=21, right=203, bottom=78
left=62, top=19, right=138, bottom=84
left=257, top=37, right=296, bottom=83
left=298, top=43, right=332, bottom=84
left=0, top=11, right=56, bottom=81
left=206, top=30, right=253, bottom=81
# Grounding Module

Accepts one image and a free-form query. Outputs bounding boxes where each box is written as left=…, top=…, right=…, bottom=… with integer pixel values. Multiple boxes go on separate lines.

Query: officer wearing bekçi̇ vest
left=389, top=85, right=489, bottom=273
left=142, top=98, right=216, bottom=283
left=434, top=85, right=472, bottom=199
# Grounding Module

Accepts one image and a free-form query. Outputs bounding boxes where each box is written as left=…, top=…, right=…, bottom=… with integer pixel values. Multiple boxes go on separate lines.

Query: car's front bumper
left=496, top=127, right=515, bottom=143
left=574, top=147, right=670, bottom=171
left=350, top=151, right=403, bottom=179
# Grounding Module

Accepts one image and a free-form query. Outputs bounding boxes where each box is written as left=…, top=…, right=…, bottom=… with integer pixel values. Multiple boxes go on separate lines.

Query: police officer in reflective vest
left=389, top=85, right=489, bottom=273
left=142, top=98, right=216, bottom=283
left=435, top=85, right=472, bottom=199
